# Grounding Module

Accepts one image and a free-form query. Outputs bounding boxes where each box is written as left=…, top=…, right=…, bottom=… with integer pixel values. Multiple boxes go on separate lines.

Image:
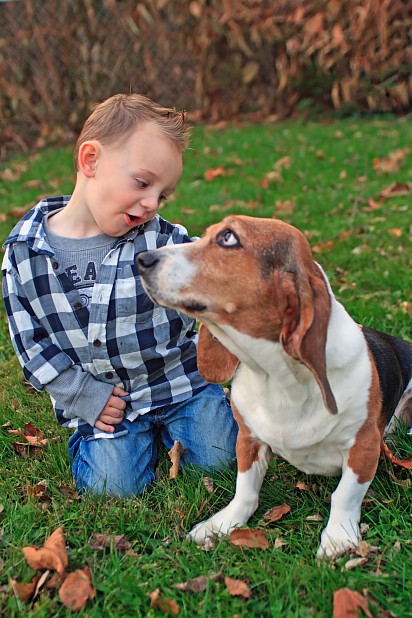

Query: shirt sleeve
left=44, top=366, right=113, bottom=426
left=2, top=248, right=113, bottom=425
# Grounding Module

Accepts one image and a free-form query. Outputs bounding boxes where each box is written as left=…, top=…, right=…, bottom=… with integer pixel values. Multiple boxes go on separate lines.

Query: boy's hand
left=94, top=386, right=129, bottom=432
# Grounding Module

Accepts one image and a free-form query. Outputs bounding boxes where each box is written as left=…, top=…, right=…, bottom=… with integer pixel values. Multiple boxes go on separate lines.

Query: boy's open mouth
left=125, top=213, right=141, bottom=226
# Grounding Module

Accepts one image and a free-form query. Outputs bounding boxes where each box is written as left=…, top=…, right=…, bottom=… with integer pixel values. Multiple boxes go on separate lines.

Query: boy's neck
left=47, top=185, right=104, bottom=239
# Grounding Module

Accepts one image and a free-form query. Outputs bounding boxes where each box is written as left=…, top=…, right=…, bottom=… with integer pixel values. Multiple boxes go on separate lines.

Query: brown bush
left=0, top=0, right=411, bottom=158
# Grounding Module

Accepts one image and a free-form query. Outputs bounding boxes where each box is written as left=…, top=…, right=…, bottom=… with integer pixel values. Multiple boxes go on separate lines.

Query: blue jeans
left=68, top=384, right=237, bottom=497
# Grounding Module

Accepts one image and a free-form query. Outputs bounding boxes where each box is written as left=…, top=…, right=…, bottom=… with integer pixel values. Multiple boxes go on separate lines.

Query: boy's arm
left=2, top=263, right=113, bottom=427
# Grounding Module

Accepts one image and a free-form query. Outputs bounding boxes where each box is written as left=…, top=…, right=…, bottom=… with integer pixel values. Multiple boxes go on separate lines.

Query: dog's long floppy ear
left=279, top=266, right=338, bottom=414
left=197, top=323, right=239, bottom=383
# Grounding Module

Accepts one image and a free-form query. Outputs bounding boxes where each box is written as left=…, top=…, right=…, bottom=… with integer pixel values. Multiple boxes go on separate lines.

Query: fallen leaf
left=344, top=557, right=368, bottom=570
left=274, top=200, right=295, bottom=215
left=204, top=167, right=226, bottom=181
left=229, top=528, right=269, bottom=549
left=9, top=576, right=40, bottom=602
left=273, top=156, right=292, bottom=170
left=274, top=537, right=288, bottom=548
left=58, top=567, right=95, bottom=611
left=380, top=181, right=412, bottom=198
left=10, top=441, right=44, bottom=458
left=9, top=206, right=31, bottom=218
left=355, top=541, right=379, bottom=557
left=312, top=240, right=336, bottom=253
left=22, top=527, right=68, bottom=575
left=262, top=503, right=291, bottom=525
left=306, top=513, right=323, bottom=522
left=373, top=148, right=410, bottom=174
left=381, top=441, right=412, bottom=469
left=203, top=477, right=214, bottom=493
left=224, top=576, right=251, bottom=599
left=168, top=440, right=187, bottom=479
left=295, top=481, right=308, bottom=490
left=27, top=482, right=51, bottom=503
left=149, top=588, right=179, bottom=615
left=333, top=587, right=372, bottom=618
left=175, top=575, right=209, bottom=593
left=88, top=532, right=132, bottom=553
left=387, top=228, right=402, bottom=238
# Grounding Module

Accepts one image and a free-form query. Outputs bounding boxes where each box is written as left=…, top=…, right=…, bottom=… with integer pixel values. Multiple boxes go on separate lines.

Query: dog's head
left=137, top=215, right=337, bottom=414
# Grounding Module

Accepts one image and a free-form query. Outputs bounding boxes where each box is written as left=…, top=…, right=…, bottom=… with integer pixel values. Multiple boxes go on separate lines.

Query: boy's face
left=84, top=122, right=183, bottom=237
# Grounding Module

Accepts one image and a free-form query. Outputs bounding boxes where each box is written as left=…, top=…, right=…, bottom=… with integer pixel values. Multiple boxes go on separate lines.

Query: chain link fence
left=0, top=0, right=199, bottom=157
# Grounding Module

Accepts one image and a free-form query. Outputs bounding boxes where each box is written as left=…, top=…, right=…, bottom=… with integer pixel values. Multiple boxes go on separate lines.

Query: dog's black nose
left=136, top=251, right=159, bottom=272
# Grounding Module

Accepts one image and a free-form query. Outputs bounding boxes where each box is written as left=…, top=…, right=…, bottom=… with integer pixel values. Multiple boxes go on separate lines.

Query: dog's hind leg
left=189, top=409, right=271, bottom=545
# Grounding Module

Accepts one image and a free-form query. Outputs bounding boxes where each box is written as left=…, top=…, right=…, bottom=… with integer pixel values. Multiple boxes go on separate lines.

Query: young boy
left=2, top=93, right=237, bottom=497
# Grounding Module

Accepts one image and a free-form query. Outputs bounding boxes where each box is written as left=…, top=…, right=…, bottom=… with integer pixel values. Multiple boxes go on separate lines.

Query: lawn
left=0, top=116, right=411, bottom=617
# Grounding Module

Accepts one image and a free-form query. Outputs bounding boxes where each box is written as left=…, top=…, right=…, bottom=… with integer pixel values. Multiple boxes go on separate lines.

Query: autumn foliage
left=1, top=0, right=412, bottom=156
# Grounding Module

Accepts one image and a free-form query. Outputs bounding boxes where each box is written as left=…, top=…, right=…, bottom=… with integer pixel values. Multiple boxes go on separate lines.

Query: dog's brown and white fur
left=137, top=215, right=412, bottom=558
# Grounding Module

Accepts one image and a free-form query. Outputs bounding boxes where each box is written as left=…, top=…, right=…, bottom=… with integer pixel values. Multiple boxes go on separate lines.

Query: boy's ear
left=77, top=141, right=101, bottom=177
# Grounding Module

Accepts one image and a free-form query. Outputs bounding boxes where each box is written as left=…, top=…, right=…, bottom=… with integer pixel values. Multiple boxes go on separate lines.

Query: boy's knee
left=69, top=433, right=155, bottom=498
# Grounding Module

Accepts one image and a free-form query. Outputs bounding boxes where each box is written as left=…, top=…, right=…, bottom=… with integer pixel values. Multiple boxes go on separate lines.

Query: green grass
left=0, top=117, right=411, bottom=616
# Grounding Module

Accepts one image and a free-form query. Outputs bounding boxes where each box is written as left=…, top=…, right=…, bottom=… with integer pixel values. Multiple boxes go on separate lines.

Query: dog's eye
left=218, top=229, right=240, bottom=248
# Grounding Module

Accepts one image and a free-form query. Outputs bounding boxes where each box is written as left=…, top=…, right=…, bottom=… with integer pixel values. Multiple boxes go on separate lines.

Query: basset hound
left=137, top=215, right=412, bottom=558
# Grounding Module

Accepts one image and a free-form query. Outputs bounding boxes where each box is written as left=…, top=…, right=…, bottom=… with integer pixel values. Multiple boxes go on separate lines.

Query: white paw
left=317, top=523, right=361, bottom=559
left=188, top=515, right=238, bottom=545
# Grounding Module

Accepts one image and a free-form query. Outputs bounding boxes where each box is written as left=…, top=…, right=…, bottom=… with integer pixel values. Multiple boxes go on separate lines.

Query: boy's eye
left=136, top=178, right=149, bottom=189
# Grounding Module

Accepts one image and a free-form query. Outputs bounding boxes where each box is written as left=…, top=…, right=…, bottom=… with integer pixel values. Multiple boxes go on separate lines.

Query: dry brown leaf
left=380, top=181, right=412, bottom=198
left=274, top=200, right=295, bottom=215
left=306, top=513, right=323, bottom=522
left=9, top=206, right=31, bottom=219
left=229, top=528, right=269, bottom=549
left=9, top=576, right=40, bottom=602
left=381, top=442, right=412, bottom=470
left=224, top=576, right=251, bottom=599
left=168, top=440, right=187, bottom=479
left=58, top=567, right=95, bottom=611
left=88, top=532, right=132, bottom=553
left=10, top=442, right=44, bottom=459
left=204, top=167, right=226, bottom=181
left=203, top=477, right=214, bottom=493
left=273, top=156, right=292, bottom=170
left=333, top=587, right=372, bottom=618
left=262, top=503, right=291, bottom=525
left=175, top=575, right=209, bottom=593
left=22, top=527, right=68, bottom=575
left=344, top=557, right=368, bottom=570
left=295, top=480, right=308, bottom=490
left=312, top=240, right=336, bottom=253
left=27, top=482, right=51, bottom=503
left=149, top=588, right=180, bottom=615
left=372, top=148, right=410, bottom=174
left=355, top=541, right=379, bottom=557
left=387, top=228, right=403, bottom=238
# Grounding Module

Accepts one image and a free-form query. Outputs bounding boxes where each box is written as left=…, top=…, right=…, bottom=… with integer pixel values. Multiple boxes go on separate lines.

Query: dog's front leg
left=189, top=417, right=271, bottom=545
left=317, top=423, right=381, bottom=558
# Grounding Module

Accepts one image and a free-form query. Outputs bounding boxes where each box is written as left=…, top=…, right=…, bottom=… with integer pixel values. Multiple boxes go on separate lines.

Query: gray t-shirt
left=44, top=216, right=115, bottom=308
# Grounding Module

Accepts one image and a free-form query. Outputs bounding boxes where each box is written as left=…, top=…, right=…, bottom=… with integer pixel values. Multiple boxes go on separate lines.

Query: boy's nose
left=140, top=195, right=159, bottom=211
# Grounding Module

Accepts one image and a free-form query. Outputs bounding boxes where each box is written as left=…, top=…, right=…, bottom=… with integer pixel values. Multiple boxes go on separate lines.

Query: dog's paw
left=188, top=516, right=237, bottom=545
left=316, top=523, right=361, bottom=559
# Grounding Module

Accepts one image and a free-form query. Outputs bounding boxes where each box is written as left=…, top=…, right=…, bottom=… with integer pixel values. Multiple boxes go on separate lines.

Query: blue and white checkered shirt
left=2, top=197, right=207, bottom=440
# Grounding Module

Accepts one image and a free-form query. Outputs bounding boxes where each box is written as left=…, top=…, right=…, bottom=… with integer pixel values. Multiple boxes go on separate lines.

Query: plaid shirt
left=2, top=197, right=206, bottom=440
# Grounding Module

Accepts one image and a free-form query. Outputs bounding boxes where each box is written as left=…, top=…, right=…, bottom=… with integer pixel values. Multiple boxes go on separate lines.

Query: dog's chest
left=231, top=364, right=362, bottom=476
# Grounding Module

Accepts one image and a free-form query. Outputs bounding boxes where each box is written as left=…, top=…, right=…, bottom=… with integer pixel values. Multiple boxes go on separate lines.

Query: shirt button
left=73, top=302, right=82, bottom=310
left=52, top=261, right=59, bottom=269
left=105, top=372, right=114, bottom=379
left=93, top=339, right=101, bottom=347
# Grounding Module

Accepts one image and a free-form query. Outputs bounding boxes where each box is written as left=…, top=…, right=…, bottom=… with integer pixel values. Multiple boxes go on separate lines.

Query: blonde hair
left=74, top=93, right=190, bottom=170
